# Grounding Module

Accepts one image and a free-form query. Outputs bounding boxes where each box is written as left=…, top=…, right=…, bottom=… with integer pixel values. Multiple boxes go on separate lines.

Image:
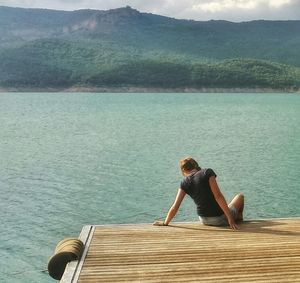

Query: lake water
left=0, top=92, right=299, bottom=282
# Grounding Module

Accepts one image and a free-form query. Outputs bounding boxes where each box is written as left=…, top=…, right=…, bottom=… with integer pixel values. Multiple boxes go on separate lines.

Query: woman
left=153, top=157, right=244, bottom=230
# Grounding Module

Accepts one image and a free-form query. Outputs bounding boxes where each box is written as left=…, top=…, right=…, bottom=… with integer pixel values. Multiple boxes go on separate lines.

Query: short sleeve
left=205, top=168, right=217, bottom=179
left=180, top=177, right=189, bottom=193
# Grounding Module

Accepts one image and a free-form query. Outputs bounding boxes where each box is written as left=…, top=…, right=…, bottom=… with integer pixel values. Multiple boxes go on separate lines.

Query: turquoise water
left=0, top=92, right=299, bottom=282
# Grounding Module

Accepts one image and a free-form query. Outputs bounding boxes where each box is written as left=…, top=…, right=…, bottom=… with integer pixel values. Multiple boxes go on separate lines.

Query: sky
left=0, top=0, right=299, bottom=22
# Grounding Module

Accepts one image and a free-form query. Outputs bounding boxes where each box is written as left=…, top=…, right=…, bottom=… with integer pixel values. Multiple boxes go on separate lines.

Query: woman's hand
left=153, top=220, right=167, bottom=226
left=228, top=216, right=238, bottom=230
left=153, top=189, right=185, bottom=227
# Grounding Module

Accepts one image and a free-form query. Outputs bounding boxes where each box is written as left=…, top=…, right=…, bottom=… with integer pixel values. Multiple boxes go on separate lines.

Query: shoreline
left=0, top=86, right=299, bottom=93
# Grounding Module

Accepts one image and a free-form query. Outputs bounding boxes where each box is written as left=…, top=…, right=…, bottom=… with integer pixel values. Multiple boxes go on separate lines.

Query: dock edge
left=60, top=225, right=95, bottom=283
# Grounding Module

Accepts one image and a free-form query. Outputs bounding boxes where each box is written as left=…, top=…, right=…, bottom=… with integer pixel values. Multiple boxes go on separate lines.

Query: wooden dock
left=61, top=218, right=300, bottom=282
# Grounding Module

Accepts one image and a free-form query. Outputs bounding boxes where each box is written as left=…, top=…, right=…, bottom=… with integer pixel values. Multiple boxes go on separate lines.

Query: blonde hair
left=180, top=157, right=201, bottom=172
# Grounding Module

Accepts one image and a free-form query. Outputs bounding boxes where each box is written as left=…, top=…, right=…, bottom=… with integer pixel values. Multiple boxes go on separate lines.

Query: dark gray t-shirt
left=180, top=168, right=223, bottom=217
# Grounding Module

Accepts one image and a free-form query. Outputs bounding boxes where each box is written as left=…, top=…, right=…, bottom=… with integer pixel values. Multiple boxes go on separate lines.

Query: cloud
left=0, top=0, right=299, bottom=21
left=166, top=0, right=300, bottom=21
left=191, top=0, right=292, bottom=13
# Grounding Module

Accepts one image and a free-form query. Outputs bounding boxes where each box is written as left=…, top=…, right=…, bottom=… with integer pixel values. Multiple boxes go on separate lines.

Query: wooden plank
left=66, top=218, right=300, bottom=282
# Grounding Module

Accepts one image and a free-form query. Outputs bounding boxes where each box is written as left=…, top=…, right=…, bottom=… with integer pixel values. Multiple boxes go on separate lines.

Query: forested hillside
left=1, top=6, right=300, bottom=90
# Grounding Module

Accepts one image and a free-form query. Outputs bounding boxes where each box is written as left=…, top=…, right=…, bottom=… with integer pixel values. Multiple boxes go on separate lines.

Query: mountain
left=0, top=6, right=300, bottom=90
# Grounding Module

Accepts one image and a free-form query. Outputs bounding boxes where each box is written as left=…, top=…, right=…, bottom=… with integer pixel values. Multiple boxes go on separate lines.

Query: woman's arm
left=209, top=176, right=238, bottom=230
left=153, top=188, right=186, bottom=226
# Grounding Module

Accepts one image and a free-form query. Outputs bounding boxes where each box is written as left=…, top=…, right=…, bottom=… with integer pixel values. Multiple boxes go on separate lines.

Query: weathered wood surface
left=71, top=219, right=300, bottom=282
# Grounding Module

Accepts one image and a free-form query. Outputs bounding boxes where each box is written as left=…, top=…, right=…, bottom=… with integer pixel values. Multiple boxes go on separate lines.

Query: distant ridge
left=0, top=6, right=300, bottom=91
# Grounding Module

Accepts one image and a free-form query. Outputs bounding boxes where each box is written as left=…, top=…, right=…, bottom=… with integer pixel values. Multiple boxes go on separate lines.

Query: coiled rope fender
left=48, top=238, right=84, bottom=280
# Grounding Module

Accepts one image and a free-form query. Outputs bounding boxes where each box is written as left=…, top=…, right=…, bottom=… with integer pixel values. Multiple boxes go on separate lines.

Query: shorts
left=199, top=206, right=237, bottom=227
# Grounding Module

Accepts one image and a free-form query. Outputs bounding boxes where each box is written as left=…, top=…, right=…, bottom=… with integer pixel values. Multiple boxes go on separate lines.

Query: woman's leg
left=229, top=193, right=244, bottom=221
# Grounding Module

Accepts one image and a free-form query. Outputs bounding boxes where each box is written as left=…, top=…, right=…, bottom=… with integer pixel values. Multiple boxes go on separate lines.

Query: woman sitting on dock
left=154, top=157, right=244, bottom=230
